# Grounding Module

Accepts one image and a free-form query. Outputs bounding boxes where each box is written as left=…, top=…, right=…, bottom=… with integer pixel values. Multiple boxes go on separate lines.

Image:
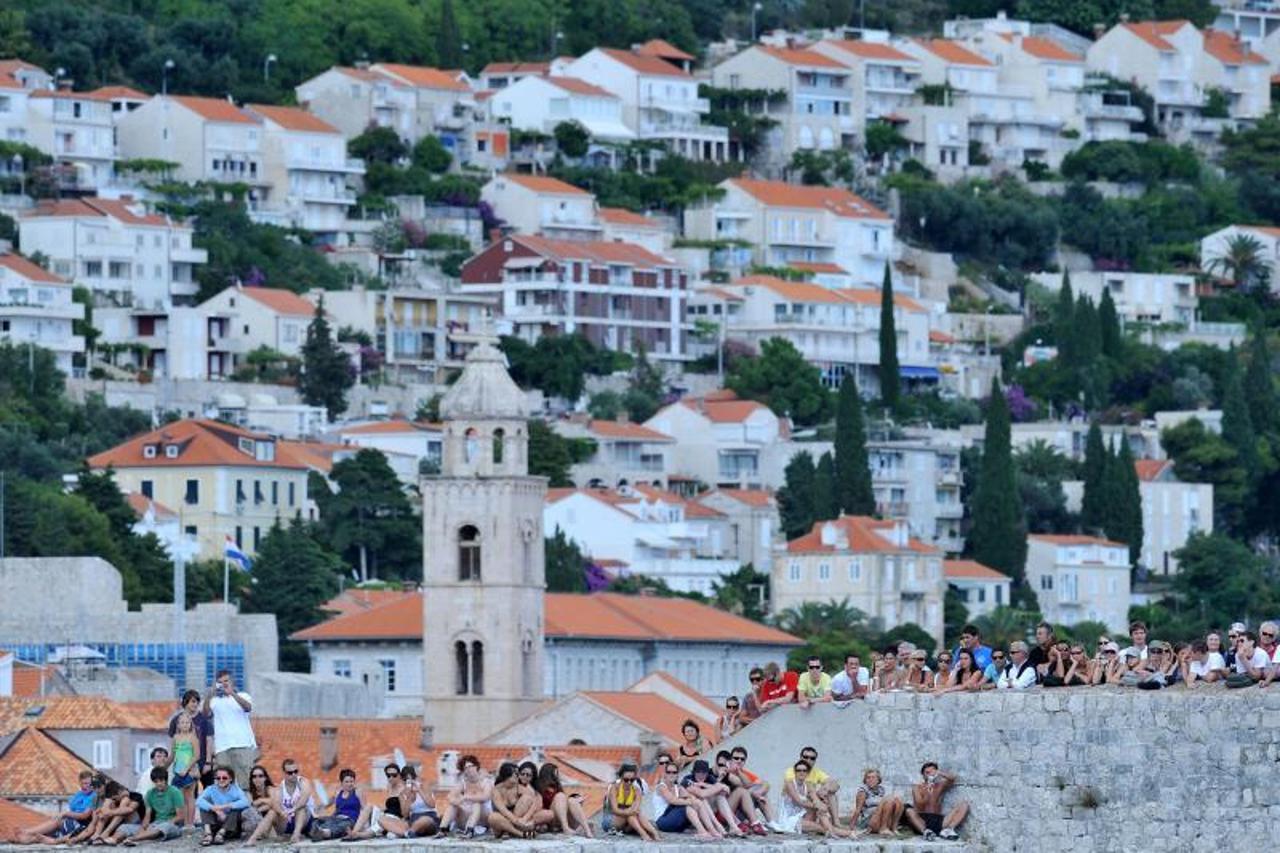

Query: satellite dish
left=394, top=748, right=407, bottom=768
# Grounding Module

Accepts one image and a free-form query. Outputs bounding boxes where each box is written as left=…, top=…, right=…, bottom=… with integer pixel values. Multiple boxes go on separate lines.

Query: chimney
left=638, top=731, right=663, bottom=768
left=355, top=60, right=371, bottom=70
left=419, top=723, right=434, bottom=750
left=319, top=726, right=338, bottom=771
left=1119, top=13, right=1130, bottom=23
left=1093, top=24, right=1105, bottom=39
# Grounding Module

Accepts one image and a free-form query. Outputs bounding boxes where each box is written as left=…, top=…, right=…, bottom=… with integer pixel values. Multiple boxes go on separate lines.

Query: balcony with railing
left=876, top=500, right=909, bottom=518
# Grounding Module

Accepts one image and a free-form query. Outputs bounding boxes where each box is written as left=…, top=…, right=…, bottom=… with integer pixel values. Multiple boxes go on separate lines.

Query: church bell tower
left=421, top=341, right=546, bottom=742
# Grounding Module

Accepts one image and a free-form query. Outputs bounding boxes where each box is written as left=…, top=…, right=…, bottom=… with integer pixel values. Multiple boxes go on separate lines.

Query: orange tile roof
left=0, top=697, right=170, bottom=736
left=87, top=418, right=309, bottom=471
left=586, top=420, right=674, bottom=442
left=599, top=207, right=660, bottom=227
left=912, top=38, right=994, bottom=67
left=10, top=663, right=60, bottom=699
left=0, top=252, right=68, bottom=285
left=729, top=178, right=890, bottom=219
left=374, top=63, right=471, bottom=91
left=1134, top=459, right=1173, bottom=482
left=0, top=729, right=95, bottom=798
left=90, top=85, right=148, bottom=100
left=944, top=559, right=1009, bottom=581
left=929, top=329, right=956, bottom=344
left=499, top=173, right=591, bottom=195
left=998, top=33, right=1083, bottom=62
left=546, top=76, right=616, bottom=97
left=583, top=692, right=717, bottom=746
left=31, top=89, right=111, bottom=102
left=835, top=287, right=926, bottom=312
left=235, top=285, right=318, bottom=316
left=0, top=798, right=48, bottom=843
left=321, top=587, right=416, bottom=616
left=170, top=95, right=256, bottom=124
left=707, top=488, right=774, bottom=508
left=294, top=591, right=799, bottom=645
left=732, top=275, right=849, bottom=304
left=1029, top=533, right=1128, bottom=548
left=277, top=440, right=349, bottom=475
left=482, top=61, right=551, bottom=76
left=822, top=40, right=917, bottom=63
left=787, top=515, right=937, bottom=554
left=758, top=45, right=846, bottom=69
left=1203, top=29, right=1269, bottom=66
left=248, top=104, right=339, bottom=133
left=635, top=39, right=695, bottom=62
left=509, top=234, right=676, bottom=269
left=628, top=484, right=723, bottom=518
left=597, top=48, right=690, bottom=78
left=125, top=492, right=177, bottom=520
left=1242, top=225, right=1280, bottom=239
left=338, top=419, right=438, bottom=436
left=1121, top=21, right=1188, bottom=52
left=675, top=393, right=771, bottom=424
left=334, top=66, right=392, bottom=83
left=25, top=197, right=171, bottom=227
left=640, top=671, right=724, bottom=719
left=698, top=286, right=745, bottom=302
left=788, top=260, right=847, bottom=274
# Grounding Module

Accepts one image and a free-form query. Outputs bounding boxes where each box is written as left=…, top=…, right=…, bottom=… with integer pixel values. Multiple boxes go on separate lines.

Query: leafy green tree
left=1205, top=233, right=1270, bottom=292
left=553, top=121, right=590, bottom=158
left=878, top=262, right=901, bottom=411
left=528, top=419, right=589, bottom=487
left=833, top=376, right=874, bottom=516
left=348, top=126, right=409, bottom=165
left=864, top=121, right=908, bottom=160
left=968, top=379, right=1030, bottom=604
left=545, top=526, right=588, bottom=593
left=311, top=448, right=420, bottom=582
left=1104, top=440, right=1143, bottom=567
left=1162, top=419, right=1248, bottom=533
left=72, top=468, right=175, bottom=607
left=878, top=623, right=938, bottom=654
left=1014, top=441, right=1073, bottom=534
left=1072, top=293, right=1101, bottom=366
left=435, top=0, right=464, bottom=70
left=1222, top=115, right=1280, bottom=224
left=500, top=334, right=621, bottom=402
left=1172, top=532, right=1278, bottom=633
left=727, top=337, right=830, bottom=426
left=299, top=297, right=354, bottom=420
left=778, top=451, right=817, bottom=540
left=813, top=451, right=837, bottom=523
left=943, top=586, right=970, bottom=649
left=411, top=135, right=452, bottom=174
left=242, top=518, right=344, bottom=672
left=711, top=564, right=770, bottom=623
left=0, top=9, right=32, bottom=59
left=587, top=390, right=623, bottom=420
left=623, top=344, right=665, bottom=422
left=1244, top=330, right=1276, bottom=433
left=972, top=605, right=1041, bottom=650
left=1098, top=287, right=1121, bottom=358
left=608, top=573, right=706, bottom=602
left=1080, top=422, right=1108, bottom=531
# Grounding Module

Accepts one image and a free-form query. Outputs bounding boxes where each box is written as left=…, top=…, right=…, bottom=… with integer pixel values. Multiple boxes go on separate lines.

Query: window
left=134, top=744, right=150, bottom=774
left=379, top=659, right=397, bottom=693
left=288, top=482, right=296, bottom=506
left=464, top=428, right=479, bottom=463
left=235, top=527, right=243, bottom=549
left=332, top=659, right=352, bottom=679
left=253, top=527, right=261, bottom=550
left=184, top=525, right=197, bottom=537
left=253, top=481, right=264, bottom=505
left=92, top=739, right=113, bottom=769
left=455, top=641, right=469, bottom=695
left=164, top=445, right=179, bottom=459
left=236, top=480, right=246, bottom=503
left=848, top=559, right=861, bottom=581
left=788, top=562, right=801, bottom=582
left=184, top=479, right=199, bottom=505
left=492, top=428, right=504, bottom=465
left=140, top=480, right=153, bottom=498
left=977, top=587, right=986, bottom=603
left=458, top=525, right=481, bottom=581
left=143, top=445, right=157, bottom=459
left=271, top=482, right=278, bottom=505
left=818, top=562, right=831, bottom=582
left=1040, top=575, right=1054, bottom=591
left=996, top=584, right=1004, bottom=605
left=471, top=641, right=484, bottom=695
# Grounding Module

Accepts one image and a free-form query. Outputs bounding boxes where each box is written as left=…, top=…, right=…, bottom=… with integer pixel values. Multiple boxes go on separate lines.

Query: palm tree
left=1207, top=233, right=1270, bottom=292
left=973, top=606, right=1040, bottom=651
left=772, top=598, right=869, bottom=637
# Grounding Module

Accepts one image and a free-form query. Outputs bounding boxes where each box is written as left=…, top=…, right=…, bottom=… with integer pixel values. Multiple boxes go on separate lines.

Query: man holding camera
left=203, top=669, right=257, bottom=788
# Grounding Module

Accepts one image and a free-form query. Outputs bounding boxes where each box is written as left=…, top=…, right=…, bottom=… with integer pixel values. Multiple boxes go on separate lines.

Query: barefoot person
left=653, top=761, right=722, bottom=839
left=903, top=762, right=968, bottom=841
left=603, top=761, right=659, bottom=841
left=848, top=768, right=902, bottom=838
left=378, top=765, right=438, bottom=839
left=17, top=771, right=103, bottom=844
left=779, top=761, right=847, bottom=838
left=488, top=763, right=536, bottom=839
left=437, top=755, right=491, bottom=838
left=122, top=769, right=186, bottom=846
left=534, top=763, right=592, bottom=837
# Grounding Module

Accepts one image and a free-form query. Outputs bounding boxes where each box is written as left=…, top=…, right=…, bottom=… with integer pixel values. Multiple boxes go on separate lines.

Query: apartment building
left=0, top=252, right=85, bottom=374
left=944, top=559, right=1010, bottom=619
left=310, top=286, right=495, bottom=383
left=480, top=173, right=602, bottom=239
left=684, top=177, right=893, bottom=285
left=564, top=48, right=730, bottom=162
left=687, top=275, right=931, bottom=393
left=599, top=207, right=672, bottom=254
left=553, top=418, right=674, bottom=489
left=775, top=515, right=945, bottom=648
left=544, top=485, right=740, bottom=595
left=294, top=65, right=416, bottom=140
left=644, top=391, right=789, bottom=490
left=486, top=75, right=634, bottom=147
left=245, top=104, right=364, bottom=237
left=961, top=419, right=1164, bottom=463
left=458, top=233, right=688, bottom=360
left=710, top=45, right=854, bottom=166
left=95, top=305, right=234, bottom=380
left=1025, top=534, right=1131, bottom=632
left=87, top=419, right=312, bottom=561
left=478, top=61, right=554, bottom=90
left=199, top=284, right=317, bottom=359
left=1029, top=270, right=1197, bottom=326
left=868, top=437, right=965, bottom=554
left=1200, top=224, right=1280, bottom=294
left=25, top=89, right=116, bottom=193
left=19, top=197, right=207, bottom=309
left=811, top=39, right=922, bottom=133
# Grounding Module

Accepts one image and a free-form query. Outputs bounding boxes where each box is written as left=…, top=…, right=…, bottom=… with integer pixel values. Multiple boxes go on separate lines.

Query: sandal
left=212, top=830, right=226, bottom=846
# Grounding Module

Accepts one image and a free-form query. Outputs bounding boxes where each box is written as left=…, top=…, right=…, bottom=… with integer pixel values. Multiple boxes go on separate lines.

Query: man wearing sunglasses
left=797, top=657, right=832, bottom=708
left=738, top=668, right=765, bottom=725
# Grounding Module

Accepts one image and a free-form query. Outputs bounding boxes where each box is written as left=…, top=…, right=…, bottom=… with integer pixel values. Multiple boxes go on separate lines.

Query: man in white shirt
left=202, top=669, right=257, bottom=788
left=996, top=642, right=1037, bottom=690
left=829, top=653, right=871, bottom=700
left=1226, top=632, right=1271, bottom=688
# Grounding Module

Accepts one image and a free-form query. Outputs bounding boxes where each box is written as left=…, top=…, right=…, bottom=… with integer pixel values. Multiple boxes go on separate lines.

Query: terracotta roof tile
left=758, top=46, right=846, bottom=69
left=1120, top=21, right=1189, bottom=52
left=787, top=260, right=847, bottom=274
left=698, top=286, right=745, bottom=302
left=236, top=286, right=317, bottom=316
left=170, top=95, right=256, bottom=124
left=599, top=207, right=660, bottom=227
left=338, top=419, right=439, bottom=436
left=731, top=275, right=849, bottom=304
left=787, top=516, right=935, bottom=555
left=508, top=234, right=676, bottom=269
left=1242, top=225, right=1280, bottom=239
left=294, top=591, right=799, bottom=645
left=125, top=493, right=177, bottom=520
left=0, top=252, right=68, bottom=285
left=912, top=38, right=994, bottom=67
left=998, top=34, right=1083, bottom=62
left=944, top=559, right=1009, bottom=581
left=1203, top=29, right=1269, bottom=66
left=9, top=663, right=59, bottom=699
left=638, top=671, right=724, bottom=719
left=546, top=76, right=616, bottom=98
left=1029, top=533, right=1128, bottom=548
left=374, top=64, right=470, bottom=92
left=672, top=392, right=771, bottom=425
left=635, top=39, right=695, bottom=62
left=597, top=48, right=690, bottom=78
left=707, top=488, right=774, bottom=508
left=90, top=85, right=148, bottom=100
left=482, top=61, right=550, bottom=76
left=0, top=798, right=48, bottom=843
left=586, top=420, right=673, bottom=442
left=0, top=697, right=169, bottom=736
left=1135, top=459, right=1173, bottom=482
left=729, top=178, right=890, bottom=220
left=24, top=197, right=171, bottom=227
left=333, top=66, right=391, bottom=83
left=583, top=692, right=717, bottom=746
left=929, top=329, right=956, bottom=344
left=498, top=173, right=591, bottom=195
left=87, top=419, right=308, bottom=471
left=835, top=287, right=926, bottom=312
left=821, top=40, right=917, bottom=63
left=30, top=89, right=111, bottom=102
left=0, top=730, right=95, bottom=798
left=321, top=588, right=416, bottom=616
left=248, top=104, right=339, bottom=133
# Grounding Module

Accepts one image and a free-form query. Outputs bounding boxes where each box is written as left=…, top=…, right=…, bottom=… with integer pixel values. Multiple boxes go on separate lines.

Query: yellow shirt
left=784, top=765, right=829, bottom=784
left=797, top=671, right=832, bottom=699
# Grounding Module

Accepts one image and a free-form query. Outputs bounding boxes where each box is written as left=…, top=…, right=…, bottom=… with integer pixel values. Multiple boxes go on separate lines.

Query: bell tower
left=421, top=341, right=546, bottom=742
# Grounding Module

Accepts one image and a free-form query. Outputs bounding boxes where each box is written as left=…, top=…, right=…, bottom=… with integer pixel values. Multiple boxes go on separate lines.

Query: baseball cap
left=1103, top=642, right=1120, bottom=653
left=1230, top=622, right=1247, bottom=633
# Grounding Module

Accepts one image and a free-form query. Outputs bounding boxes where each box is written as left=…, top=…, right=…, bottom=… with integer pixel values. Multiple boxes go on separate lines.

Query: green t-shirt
left=145, top=786, right=184, bottom=823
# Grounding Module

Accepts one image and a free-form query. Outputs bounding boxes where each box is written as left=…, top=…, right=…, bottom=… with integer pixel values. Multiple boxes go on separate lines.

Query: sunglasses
left=726, top=703, right=739, bottom=709
left=801, top=755, right=817, bottom=761
left=808, top=664, right=822, bottom=670
left=664, top=768, right=678, bottom=775
left=216, top=776, right=232, bottom=782
left=285, top=769, right=299, bottom=775
left=731, top=755, right=745, bottom=762
left=992, top=655, right=1005, bottom=660
left=385, top=771, right=400, bottom=778
left=251, top=773, right=266, bottom=778
left=519, top=771, right=533, bottom=778
left=1262, top=632, right=1276, bottom=638
left=749, top=676, right=763, bottom=682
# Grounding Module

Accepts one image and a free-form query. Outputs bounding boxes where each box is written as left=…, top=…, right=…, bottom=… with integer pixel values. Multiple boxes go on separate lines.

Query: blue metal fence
left=7, top=642, right=245, bottom=696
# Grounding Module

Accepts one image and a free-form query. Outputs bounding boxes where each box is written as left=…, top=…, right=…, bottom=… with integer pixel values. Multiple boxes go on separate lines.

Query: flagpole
left=223, top=553, right=230, bottom=606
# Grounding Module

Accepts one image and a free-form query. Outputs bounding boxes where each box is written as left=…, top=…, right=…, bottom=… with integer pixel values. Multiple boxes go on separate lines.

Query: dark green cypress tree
left=1098, top=287, right=1122, bottom=358
left=1054, top=271, right=1075, bottom=365
left=1073, top=293, right=1101, bottom=366
left=299, top=296, right=355, bottom=421
left=436, top=0, right=464, bottom=69
left=969, top=378, right=1028, bottom=593
left=1243, top=329, right=1276, bottom=434
left=1080, top=421, right=1108, bottom=531
left=878, top=261, right=900, bottom=411
left=813, top=452, right=838, bottom=522
left=1221, top=347, right=1258, bottom=474
left=1107, top=440, right=1144, bottom=568
left=778, top=451, right=818, bottom=540
left=834, top=375, right=875, bottom=515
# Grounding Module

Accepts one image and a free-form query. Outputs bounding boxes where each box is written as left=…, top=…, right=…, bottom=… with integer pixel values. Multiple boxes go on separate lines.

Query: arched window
left=454, top=641, right=469, bottom=695
left=470, top=641, right=485, bottom=696
left=464, top=428, right=478, bottom=463
left=492, top=428, right=505, bottom=465
left=458, top=525, right=481, bottom=581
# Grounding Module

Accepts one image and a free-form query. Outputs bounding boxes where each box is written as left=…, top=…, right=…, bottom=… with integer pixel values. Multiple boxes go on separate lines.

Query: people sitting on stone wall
left=902, top=763, right=968, bottom=842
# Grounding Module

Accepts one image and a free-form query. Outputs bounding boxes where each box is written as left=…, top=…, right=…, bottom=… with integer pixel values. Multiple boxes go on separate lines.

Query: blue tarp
left=900, top=366, right=941, bottom=380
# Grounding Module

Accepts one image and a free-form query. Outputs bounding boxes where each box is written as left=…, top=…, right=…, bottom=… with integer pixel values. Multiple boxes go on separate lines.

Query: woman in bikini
left=378, top=765, right=438, bottom=839
left=674, top=720, right=705, bottom=772
left=239, top=766, right=276, bottom=844
left=488, top=763, right=536, bottom=839
left=534, top=763, right=592, bottom=837
left=604, top=762, right=659, bottom=841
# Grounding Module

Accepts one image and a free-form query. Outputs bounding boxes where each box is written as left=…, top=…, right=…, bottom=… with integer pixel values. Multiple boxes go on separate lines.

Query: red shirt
left=759, top=671, right=798, bottom=704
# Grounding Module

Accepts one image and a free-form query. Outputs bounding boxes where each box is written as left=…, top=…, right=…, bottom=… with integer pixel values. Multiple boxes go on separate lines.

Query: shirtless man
left=438, top=755, right=493, bottom=838
left=903, top=762, right=968, bottom=841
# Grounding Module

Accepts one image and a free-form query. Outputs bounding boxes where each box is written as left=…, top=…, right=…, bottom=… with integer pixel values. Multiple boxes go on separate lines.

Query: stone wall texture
left=715, top=689, right=1279, bottom=853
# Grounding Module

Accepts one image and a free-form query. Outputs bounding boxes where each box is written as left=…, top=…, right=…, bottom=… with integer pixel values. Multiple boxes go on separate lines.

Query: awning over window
left=900, top=366, right=941, bottom=380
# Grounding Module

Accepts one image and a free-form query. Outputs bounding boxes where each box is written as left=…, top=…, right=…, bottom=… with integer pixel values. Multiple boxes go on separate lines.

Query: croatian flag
left=224, top=536, right=253, bottom=572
